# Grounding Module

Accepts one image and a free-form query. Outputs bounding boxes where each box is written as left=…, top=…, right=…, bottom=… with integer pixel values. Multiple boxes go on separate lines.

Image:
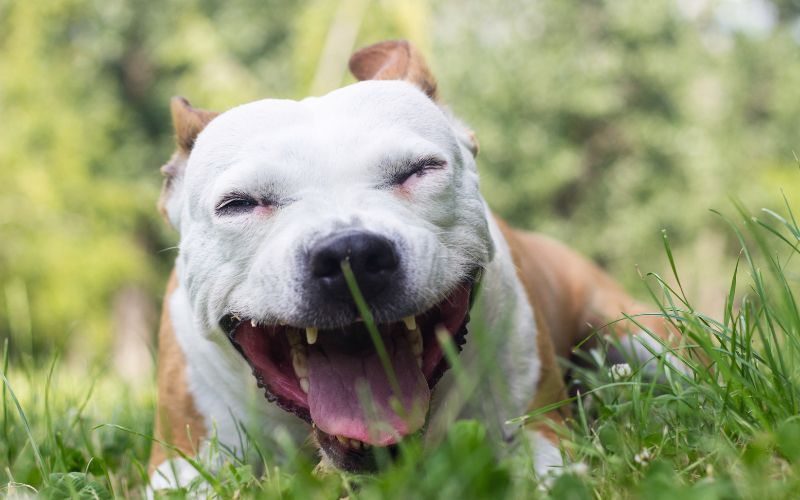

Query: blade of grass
left=2, top=337, right=8, bottom=459
left=340, top=259, right=405, bottom=417
left=0, top=371, right=49, bottom=479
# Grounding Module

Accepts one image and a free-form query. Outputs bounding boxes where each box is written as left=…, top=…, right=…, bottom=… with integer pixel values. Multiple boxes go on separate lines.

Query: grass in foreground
left=3, top=198, right=800, bottom=499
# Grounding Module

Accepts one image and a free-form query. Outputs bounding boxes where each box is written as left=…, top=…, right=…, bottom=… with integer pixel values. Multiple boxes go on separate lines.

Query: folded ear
left=158, top=97, right=219, bottom=230
left=349, top=40, right=479, bottom=158
left=349, top=40, right=439, bottom=101
left=170, top=96, right=219, bottom=155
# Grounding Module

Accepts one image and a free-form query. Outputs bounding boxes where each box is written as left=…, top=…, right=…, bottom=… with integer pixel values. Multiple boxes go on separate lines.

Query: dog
left=147, top=40, right=677, bottom=490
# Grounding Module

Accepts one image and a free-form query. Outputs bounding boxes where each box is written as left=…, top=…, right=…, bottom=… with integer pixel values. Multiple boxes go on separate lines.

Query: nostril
left=364, top=246, right=398, bottom=273
left=312, top=251, right=343, bottom=279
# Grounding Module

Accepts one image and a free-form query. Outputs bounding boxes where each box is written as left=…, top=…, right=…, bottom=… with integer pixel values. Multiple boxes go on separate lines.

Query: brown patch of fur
left=349, top=40, right=439, bottom=101
left=496, top=218, right=675, bottom=361
left=148, top=271, right=207, bottom=473
left=170, top=97, right=219, bottom=155
left=157, top=98, right=219, bottom=227
left=495, top=217, right=679, bottom=444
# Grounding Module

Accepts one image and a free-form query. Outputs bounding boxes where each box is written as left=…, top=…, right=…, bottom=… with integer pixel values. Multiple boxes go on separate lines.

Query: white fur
left=529, top=431, right=564, bottom=479
left=151, top=80, right=544, bottom=483
left=149, top=457, right=201, bottom=494
left=624, top=331, right=692, bottom=376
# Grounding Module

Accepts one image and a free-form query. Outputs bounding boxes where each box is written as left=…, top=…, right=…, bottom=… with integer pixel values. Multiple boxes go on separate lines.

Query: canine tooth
left=402, top=316, right=416, bottom=331
left=299, top=377, right=309, bottom=393
left=250, top=319, right=257, bottom=328
left=306, top=327, right=318, bottom=345
left=336, top=435, right=348, bottom=445
left=292, top=349, right=308, bottom=377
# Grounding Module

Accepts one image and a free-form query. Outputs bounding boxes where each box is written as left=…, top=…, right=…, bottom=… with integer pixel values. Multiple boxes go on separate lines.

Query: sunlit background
left=1, top=0, right=798, bottom=384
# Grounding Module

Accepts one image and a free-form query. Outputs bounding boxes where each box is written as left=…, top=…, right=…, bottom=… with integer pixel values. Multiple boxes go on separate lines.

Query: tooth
left=403, top=316, right=416, bottom=331
left=407, top=327, right=423, bottom=357
left=306, top=327, right=318, bottom=345
left=287, top=330, right=301, bottom=347
left=299, top=377, right=309, bottom=393
left=336, top=435, right=348, bottom=445
left=350, top=439, right=361, bottom=449
left=411, top=340, right=423, bottom=357
left=250, top=319, right=257, bottom=328
left=292, top=349, right=308, bottom=377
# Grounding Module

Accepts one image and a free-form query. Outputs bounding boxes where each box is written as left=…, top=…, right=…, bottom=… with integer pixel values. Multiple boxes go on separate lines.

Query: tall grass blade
left=0, top=371, right=49, bottom=480
left=340, top=259, right=404, bottom=415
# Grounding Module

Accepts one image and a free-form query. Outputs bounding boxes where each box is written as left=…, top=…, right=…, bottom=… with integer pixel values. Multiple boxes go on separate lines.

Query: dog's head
left=160, top=40, right=494, bottom=471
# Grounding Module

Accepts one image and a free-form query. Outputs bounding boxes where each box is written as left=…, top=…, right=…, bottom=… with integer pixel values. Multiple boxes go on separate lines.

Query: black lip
left=220, top=314, right=245, bottom=336
left=224, top=321, right=314, bottom=423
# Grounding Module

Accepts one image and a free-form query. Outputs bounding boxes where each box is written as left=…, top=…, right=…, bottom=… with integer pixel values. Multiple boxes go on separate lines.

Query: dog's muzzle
left=219, top=230, right=482, bottom=472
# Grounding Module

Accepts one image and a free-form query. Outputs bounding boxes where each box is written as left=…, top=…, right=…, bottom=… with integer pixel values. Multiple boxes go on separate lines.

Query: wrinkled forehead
left=190, top=80, right=459, bottom=175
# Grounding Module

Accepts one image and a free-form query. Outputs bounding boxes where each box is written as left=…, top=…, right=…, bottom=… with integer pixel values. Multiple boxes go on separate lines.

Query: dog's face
left=161, top=42, right=493, bottom=471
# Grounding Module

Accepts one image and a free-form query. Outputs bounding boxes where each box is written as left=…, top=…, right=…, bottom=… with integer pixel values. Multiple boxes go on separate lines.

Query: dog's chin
left=220, top=271, right=479, bottom=473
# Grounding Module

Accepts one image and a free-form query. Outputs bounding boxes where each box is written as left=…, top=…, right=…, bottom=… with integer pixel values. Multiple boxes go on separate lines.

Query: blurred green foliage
left=0, top=0, right=798, bottom=360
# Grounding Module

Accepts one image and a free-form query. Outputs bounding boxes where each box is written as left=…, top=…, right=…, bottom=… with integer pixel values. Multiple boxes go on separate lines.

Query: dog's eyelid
left=408, top=155, right=447, bottom=171
left=386, top=155, right=447, bottom=187
left=214, top=191, right=278, bottom=215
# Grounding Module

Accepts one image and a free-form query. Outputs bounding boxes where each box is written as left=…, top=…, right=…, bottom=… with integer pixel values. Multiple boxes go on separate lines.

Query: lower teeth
left=334, top=435, right=369, bottom=450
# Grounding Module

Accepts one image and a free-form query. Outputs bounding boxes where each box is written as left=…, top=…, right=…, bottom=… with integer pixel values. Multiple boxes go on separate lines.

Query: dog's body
left=148, top=41, right=674, bottom=489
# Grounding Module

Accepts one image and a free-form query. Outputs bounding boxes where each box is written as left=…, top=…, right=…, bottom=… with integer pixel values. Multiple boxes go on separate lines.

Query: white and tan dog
left=148, top=40, right=675, bottom=489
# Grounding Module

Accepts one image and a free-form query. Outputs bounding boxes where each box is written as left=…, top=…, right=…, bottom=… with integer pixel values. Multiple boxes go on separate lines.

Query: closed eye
left=215, top=193, right=260, bottom=216
left=389, top=156, right=447, bottom=186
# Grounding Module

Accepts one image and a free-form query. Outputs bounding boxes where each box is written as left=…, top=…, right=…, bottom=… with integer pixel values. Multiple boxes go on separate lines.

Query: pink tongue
left=307, top=333, right=430, bottom=446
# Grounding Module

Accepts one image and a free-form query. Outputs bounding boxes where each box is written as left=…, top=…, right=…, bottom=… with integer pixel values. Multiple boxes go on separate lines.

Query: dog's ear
left=349, top=40, right=439, bottom=101
left=349, top=41, right=479, bottom=158
left=170, top=96, right=219, bottom=155
left=158, top=97, right=219, bottom=230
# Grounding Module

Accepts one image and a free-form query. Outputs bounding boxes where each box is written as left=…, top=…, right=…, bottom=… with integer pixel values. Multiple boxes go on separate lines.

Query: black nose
left=309, top=231, right=399, bottom=301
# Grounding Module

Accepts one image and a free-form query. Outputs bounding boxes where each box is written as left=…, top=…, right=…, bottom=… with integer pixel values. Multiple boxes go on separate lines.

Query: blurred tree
left=432, top=0, right=799, bottom=302
left=0, top=0, right=305, bottom=360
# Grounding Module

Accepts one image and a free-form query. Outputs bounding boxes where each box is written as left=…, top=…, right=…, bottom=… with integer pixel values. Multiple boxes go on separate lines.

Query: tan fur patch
left=495, top=216, right=681, bottom=441
left=148, top=271, right=207, bottom=473
left=349, top=40, right=439, bottom=101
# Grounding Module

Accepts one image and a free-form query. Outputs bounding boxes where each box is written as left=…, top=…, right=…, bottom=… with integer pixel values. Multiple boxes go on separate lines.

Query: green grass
left=3, top=198, right=800, bottom=499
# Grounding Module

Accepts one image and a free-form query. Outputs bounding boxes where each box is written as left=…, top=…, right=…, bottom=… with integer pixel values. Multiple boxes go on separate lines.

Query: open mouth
left=219, top=272, right=479, bottom=471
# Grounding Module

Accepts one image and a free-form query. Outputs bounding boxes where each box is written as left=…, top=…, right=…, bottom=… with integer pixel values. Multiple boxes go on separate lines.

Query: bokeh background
left=1, top=0, right=798, bottom=380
